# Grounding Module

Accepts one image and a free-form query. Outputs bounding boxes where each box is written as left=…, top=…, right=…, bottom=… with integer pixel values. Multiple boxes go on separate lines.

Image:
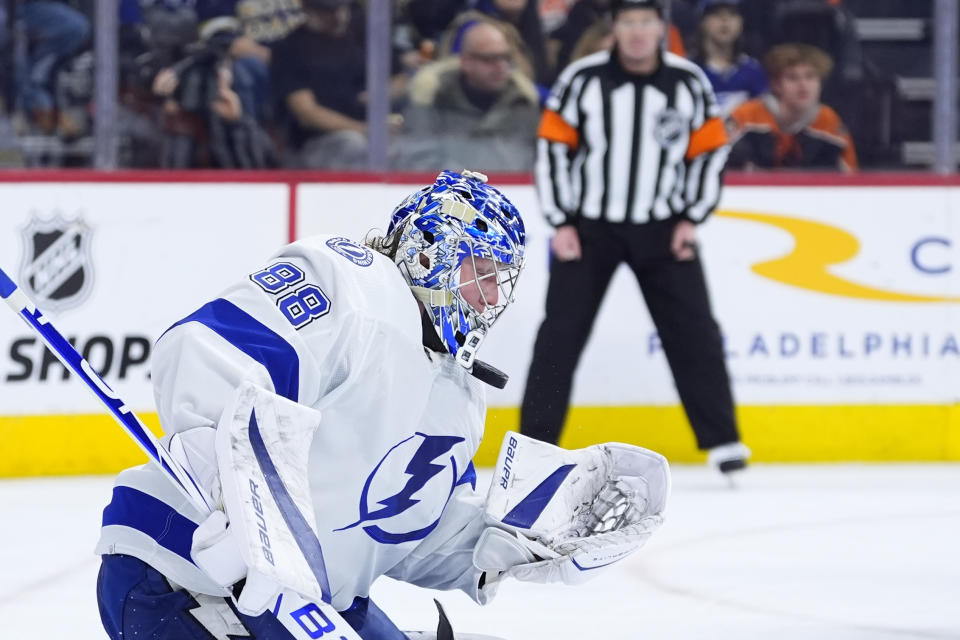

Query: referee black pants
left=520, top=218, right=740, bottom=449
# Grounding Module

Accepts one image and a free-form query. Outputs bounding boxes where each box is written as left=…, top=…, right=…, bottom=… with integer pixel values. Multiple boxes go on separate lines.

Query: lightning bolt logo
left=336, top=432, right=465, bottom=545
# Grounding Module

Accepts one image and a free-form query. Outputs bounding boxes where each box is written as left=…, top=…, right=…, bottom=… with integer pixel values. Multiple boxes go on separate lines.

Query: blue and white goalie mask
left=387, top=170, right=526, bottom=368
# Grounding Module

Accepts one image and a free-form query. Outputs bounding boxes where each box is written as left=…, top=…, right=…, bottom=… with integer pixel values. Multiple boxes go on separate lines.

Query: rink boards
left=2, top=172, right=960, bottom=475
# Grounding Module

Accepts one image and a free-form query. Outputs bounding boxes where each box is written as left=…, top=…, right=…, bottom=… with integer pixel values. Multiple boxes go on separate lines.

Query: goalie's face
left=459, top=256, right=499, bottom=313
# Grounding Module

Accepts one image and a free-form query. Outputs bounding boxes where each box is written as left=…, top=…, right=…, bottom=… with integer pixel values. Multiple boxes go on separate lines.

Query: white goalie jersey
left=95, top=234, right=491, bottom=611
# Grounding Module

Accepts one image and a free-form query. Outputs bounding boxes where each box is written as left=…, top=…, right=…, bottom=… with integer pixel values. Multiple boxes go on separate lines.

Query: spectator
left=772, top=0, right=863, bottom=85
left=549, top=0, right=612, bottom=71
left=205, top=62, right=277, bottom=167
left=197, top=0, right=305, bottom=124
left=470, top=0, right=554, bottom=89
left=522, top=0, right=749, bottom=475
left=539, top=0, right=576, bottom=33
left=728, top=43, right=857, bottom=171
left=7, top=1, right=91, bottom=134
left=439, top=10, right=537, bottom=83
left=152, top=22, right=276, bottom=168
left=692, top=0, right=766, bottom=116
left=116, top=0, right=201, bottom=167
left=270, top=0, right=371, bottom=168
left=569, top=18, right=614, bottom=62
left=395, top=20, right=540, bottom=171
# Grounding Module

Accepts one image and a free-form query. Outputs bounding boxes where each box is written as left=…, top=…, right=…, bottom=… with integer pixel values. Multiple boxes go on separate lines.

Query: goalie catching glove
left=474, top=432, right=669, bottom=598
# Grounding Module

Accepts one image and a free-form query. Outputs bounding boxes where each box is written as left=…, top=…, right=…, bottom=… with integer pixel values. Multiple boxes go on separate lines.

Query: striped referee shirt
left=536, top=49, right=730, bottom=227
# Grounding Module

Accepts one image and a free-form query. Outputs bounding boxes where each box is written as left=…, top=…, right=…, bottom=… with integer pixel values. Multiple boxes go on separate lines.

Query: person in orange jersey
left=728, top=43, right=858, bottom=171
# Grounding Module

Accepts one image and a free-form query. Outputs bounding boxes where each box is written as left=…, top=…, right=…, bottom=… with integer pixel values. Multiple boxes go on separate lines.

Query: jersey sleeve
left=153, top=312, right=293, bottom=435
left=151, top=238, right=361, bottom=449
left=535, top=60, right=591, bottom=227
left=682, top=66, right=731, bottom=223
left=152, top=298, right=304, bottom=439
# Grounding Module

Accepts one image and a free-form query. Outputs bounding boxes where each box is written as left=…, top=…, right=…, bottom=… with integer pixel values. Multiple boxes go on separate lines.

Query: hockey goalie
left=94, top=170, right=670, bottom=639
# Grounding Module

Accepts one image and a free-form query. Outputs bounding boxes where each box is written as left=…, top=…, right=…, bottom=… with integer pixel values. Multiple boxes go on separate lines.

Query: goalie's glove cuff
left=473, top=514, right=662, bottom=598
left=234, top=569, right=283, bottom=617
left=192, top=510, right=282, bottom=616
left=193, top=510, right=246, bottom=587
left=473, top=527, right=549, bottom=602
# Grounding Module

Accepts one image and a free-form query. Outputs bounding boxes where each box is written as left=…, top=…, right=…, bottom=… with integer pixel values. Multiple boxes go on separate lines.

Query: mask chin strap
left=409, top=286, right=479, bottom=366
left=410, top=285, right=490, bottom=375
left=456, top=328, right=484, bottom=369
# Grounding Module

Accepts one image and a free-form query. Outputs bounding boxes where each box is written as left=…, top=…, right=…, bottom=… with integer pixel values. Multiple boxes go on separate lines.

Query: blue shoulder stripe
left=101, top=486, right=198, bottom=563
left=166, top=298, right=300, bottom=401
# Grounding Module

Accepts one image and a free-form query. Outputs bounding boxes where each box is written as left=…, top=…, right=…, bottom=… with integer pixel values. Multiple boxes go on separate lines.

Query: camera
left=171, top=23, right=239, bottom=113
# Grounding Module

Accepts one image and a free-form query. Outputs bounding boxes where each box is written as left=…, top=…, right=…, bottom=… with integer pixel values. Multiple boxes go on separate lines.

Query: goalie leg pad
left=98, top=553, right=335, bottom=640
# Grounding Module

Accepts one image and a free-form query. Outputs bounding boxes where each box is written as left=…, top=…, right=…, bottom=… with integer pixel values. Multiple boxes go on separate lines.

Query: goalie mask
left=387, top=170, right=526, bottom=369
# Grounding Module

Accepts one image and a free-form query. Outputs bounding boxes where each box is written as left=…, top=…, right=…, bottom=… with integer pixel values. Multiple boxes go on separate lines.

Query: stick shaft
left=0, top=267, right=212, bottom=512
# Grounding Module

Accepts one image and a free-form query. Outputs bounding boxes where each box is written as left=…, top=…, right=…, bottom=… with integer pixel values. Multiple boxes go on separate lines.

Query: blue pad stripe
left=248, top=407, right=332, bottom=603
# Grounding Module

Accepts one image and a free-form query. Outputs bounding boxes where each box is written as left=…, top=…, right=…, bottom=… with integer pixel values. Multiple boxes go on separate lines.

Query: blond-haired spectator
left=728, top=43, right=857, bottom=171
left=569, top=19, right=614, bottom=62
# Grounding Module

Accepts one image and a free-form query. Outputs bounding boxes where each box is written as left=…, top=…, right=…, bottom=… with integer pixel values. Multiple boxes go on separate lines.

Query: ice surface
left=1, top=464, right=957, bottom=639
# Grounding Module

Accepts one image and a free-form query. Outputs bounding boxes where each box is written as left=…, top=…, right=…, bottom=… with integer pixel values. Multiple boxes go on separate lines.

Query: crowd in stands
left=0, top=0, right=917, bottom=170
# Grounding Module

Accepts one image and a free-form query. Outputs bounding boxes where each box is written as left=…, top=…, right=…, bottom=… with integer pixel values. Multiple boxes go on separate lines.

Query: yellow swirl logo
left=717, top=210, right=960, bottom=303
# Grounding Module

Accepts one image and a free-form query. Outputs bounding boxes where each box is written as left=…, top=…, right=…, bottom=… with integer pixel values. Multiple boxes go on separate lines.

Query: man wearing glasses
left=396, top=20, right=542, bottom=171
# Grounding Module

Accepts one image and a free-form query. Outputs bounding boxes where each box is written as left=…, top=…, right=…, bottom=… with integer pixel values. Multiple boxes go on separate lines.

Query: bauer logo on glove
left=474, top=432, right=670, bottom=596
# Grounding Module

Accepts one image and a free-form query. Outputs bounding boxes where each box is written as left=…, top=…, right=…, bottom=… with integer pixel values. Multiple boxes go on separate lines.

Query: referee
left=521, top=0, right=749, bottom=473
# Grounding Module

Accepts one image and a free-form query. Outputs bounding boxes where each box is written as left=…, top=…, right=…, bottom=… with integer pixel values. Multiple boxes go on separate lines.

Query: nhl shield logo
left=653, top=108, right=687, bottom=148
left=19, top=215, right=94, bottom=312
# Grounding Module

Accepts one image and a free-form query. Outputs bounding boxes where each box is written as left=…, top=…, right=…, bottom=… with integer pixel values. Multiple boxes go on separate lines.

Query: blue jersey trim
left=166, top=298, right=300, bottom=401
left=101, top=486, right=198, bottom=563
left=501, top=464, right=576, bottom=529
left=248, top=407, right=332, bottom=603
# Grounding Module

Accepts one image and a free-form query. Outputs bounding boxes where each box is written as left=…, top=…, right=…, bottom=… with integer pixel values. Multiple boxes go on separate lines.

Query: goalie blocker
left=474, top=432, right=669, bottom=598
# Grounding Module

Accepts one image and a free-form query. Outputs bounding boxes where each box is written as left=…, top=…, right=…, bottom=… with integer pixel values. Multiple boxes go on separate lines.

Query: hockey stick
left=0, top=267, right=361, bottom=640
left=0, top=268, right=212, bottom=511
